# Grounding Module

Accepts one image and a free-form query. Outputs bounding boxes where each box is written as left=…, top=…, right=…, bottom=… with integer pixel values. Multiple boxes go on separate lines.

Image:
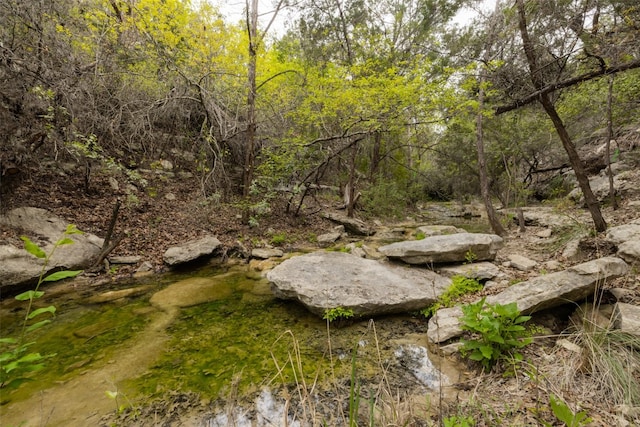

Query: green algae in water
left=2, top=300, right=150, bottom=403
left=132, top=274, right=360, bottom=400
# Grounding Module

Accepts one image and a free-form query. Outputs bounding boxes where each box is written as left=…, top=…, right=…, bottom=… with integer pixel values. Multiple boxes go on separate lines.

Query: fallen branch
left=92, top=199, right=122, bottom=269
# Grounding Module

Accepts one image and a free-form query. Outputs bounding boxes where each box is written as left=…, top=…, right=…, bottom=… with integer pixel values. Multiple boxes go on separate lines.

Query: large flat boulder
left=266, top=251, right=451, bottom=317
left=428, top=256, right=629, bottom=344
left=378, top=233, right=503, bottom=265
left=0, top=207, right=104, bottom=292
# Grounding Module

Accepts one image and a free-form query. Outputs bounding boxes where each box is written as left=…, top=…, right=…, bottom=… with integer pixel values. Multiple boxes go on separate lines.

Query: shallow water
left=0, top=263, right=461, bottom=425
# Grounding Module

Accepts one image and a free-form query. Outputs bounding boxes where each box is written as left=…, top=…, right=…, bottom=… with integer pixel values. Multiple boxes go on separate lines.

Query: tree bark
left=243, top=0, right=258, bottom=201
left=606, top=75, right=618, bottom=210
left=515, top=0, right=606, bottom=232
left=476, top=73, right=507, bottom=236
left=475, top=1, right=507, bottom=237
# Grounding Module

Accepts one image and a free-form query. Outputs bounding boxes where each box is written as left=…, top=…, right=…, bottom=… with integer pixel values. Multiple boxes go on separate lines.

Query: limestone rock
left=316, top=231, right=342, bottom=246
left=562, top=238, right=587, bottom=262
left=511, top=207, right=575, bottom=228
left=251, top=248, right=284, bottom=259
left=416, top=225, right=466, bottom=237
left=378, top=233, right=503, bottom=265
left=267, top=251, right=451, bottom=317
left=109, top=256, right=141, bottom=264
left=507, top=254, right=538, bottom=271
left=0, top=207, right=103, bottom=292
left=613, top=303, right=640, bottom=336
left=618, top=241, right=640, bottom=264
left=428, top=256, right=629, bottom=344
left=438, top=262, right=500, bottom=281
left=606, top=224, right=640, bottom=245
left=322, top=212, right=374, bottom=236
left=162, top=235, right=221, bottom=266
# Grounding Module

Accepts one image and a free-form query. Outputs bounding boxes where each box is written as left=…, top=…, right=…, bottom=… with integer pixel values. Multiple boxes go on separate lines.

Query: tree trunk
left=243, top=0, right=258, bottom=201
left=515, top=0, right=606, bottom=232
left=606, top=75, right=618, bottom=210
left=476, top=73, right=507, bottom=236
left=240, top=0, right=259, bottom=222
left=538, top=95, right=606, bottom=232
left=346, top=141, right=358, bottom=217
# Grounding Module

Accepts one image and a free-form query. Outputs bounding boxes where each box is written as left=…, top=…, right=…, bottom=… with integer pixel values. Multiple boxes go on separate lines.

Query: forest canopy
left=1, top=0, right=639, bottom=228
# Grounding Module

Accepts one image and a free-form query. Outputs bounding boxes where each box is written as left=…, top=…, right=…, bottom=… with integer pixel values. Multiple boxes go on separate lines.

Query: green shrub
left=459, top=298, right=532, bottom=372
left=542, top=394, right=592, bottom=427
left=323, top=307, right=355, bottom=322
left=270, top=232, right=287, bottom=246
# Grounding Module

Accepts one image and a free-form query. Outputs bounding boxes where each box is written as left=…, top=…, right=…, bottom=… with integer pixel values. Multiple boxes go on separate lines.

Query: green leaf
left=26, top=319, right=51, bottom=333
left=20, top=236, right=46, bottom=259
left=55, top=237, right=75, bottom=246
left=468, top=351, right=485, bottom=361
left=43, top=270, right=83, bottom=282
left=15, top=290, right=45, bottom=301
left=65, top=224, right=83, bottom=235
left=28, top=305, right=56, bottom=319
left=106, top=390, right=119, bottom=399
left=0, top=337, right=18, bottom=345
left=0, top=351, right=18, bottom=363
left=549, top=394, right=575, bottom=425
left=479, top=345, right=494, bottom=359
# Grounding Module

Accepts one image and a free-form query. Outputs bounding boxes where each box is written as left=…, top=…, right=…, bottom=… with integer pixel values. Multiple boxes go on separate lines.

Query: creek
left=1, top=212, right=483, bottom=425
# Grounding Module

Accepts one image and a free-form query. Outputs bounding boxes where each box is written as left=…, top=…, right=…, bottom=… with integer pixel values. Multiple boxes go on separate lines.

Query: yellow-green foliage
left=421, top=275, right=483, bottom=318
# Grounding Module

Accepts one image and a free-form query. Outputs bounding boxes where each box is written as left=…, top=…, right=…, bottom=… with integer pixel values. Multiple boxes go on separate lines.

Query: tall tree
left=513, top=0, right=607, bottom=232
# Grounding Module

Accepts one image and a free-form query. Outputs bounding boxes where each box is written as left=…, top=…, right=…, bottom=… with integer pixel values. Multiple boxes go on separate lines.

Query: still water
left=1, top=262, right=458, bottom=425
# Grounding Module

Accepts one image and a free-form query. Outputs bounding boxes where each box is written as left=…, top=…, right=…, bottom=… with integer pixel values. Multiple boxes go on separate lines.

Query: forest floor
left=1, top=159, right=640, bottom=426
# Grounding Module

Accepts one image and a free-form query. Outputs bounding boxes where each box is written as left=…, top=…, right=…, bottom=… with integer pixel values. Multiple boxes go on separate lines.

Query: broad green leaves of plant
left=459, top=298, right=532, bottom=372
left=1, top=225, right=84, bottom=390
left=543, top=394, right=592, bottom=427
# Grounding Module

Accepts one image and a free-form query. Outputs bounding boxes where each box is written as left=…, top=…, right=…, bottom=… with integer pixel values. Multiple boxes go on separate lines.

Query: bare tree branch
left=495, top=59, right=640, bottom=115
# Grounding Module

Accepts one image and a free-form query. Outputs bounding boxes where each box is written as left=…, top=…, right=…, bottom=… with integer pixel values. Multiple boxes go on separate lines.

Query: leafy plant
left=421, top=275, right=483, bottom=318
left=323, top=307, right=355, bottom=323
left=0, top=225, right=83, bottom=390
left=270, top=232, right=287, bottom=246
left=415, top=231, right=426, bottom=240
left=459, top=298, right=532, bottom=372
left=464, top=249, right=478, bottom=264
left=443, top=414, right=475, bottom=427
left=543, top=394, right=592, bottom=427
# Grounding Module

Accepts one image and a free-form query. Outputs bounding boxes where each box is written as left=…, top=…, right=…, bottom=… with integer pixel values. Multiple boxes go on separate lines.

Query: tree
left=512, top=0, right=608, bottom=232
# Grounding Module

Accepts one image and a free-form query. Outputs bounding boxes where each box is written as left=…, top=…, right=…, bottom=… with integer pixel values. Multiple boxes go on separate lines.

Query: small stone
left=316, top=232, right=341, bottom=246
left=556, top=338, right=582, bottom=354
left=135, top=261, right=154, bottom=275
left=543, top=260, right=562, bottom=271
left=251, top=248, right=284, bottom=259
left=108, top=177, right=119, bottom=191
left=613, top=303, right=640, bottom=336
left=535, top=228, right=552, bottom=238
left=164, top=193, right=176, bottom=201
left=618, top=240, right=640, bottom=263
left=507, top=254, right=538, bottom=271
left=159, top=159, right=173, bottom=170
left=438, top=261, right=500, bottom=281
